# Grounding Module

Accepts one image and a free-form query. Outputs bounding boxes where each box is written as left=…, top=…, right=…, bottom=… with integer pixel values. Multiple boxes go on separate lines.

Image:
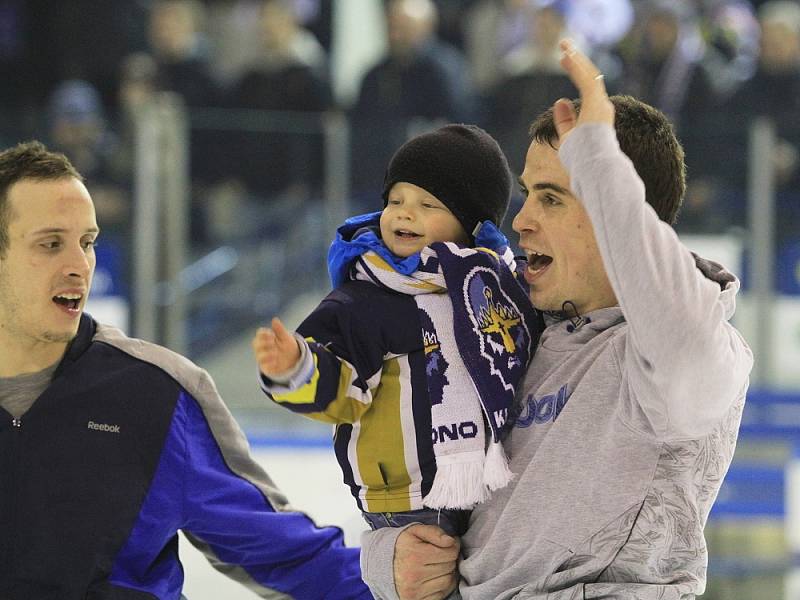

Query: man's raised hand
left=554, top=38, right=615, bottom=143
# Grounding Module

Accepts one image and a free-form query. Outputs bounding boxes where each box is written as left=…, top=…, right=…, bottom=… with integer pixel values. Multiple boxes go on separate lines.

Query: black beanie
left=382, top=124, right=513, bottom=239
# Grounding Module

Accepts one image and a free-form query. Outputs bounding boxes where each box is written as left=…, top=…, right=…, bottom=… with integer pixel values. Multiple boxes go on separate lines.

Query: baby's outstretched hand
left=252, top=317, right=301, bottom=378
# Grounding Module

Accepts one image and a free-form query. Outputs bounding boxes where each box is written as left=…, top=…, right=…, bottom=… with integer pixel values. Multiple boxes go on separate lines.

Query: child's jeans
left=362, top=507, right=469, bottom=537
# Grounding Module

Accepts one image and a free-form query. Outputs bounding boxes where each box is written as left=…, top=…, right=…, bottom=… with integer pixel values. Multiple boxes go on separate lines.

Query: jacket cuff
left=360, top=525, right=409, bottom=600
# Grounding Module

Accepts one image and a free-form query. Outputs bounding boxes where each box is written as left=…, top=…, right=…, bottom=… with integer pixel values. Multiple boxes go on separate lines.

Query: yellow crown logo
left=477, top=287, right=520, bottom=353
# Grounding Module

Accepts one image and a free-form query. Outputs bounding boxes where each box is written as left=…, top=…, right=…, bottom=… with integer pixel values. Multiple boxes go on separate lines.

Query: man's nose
left=512, top=200, right=541, bottom=233
left=63, top=244, right=92, bottom=278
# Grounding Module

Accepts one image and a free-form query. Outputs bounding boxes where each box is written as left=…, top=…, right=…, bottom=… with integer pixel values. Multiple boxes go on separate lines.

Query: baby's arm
left=253, top=295, right=383, bottom=424
left=252, top=317, right=302, bottom=379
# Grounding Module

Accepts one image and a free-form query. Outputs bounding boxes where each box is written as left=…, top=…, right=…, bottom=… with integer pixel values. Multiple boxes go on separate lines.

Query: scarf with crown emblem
left=351, top=240, right=539, bottom=509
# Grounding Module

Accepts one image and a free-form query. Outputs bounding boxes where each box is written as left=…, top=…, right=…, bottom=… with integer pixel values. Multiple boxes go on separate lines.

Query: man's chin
left=41, top=329, right=78, bottom=344
left=528, top=291, right=557, bottom=312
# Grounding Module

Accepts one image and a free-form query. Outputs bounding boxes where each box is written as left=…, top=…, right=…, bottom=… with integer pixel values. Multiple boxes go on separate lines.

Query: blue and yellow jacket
left=264, top=279, right=435, bottom=514
left=260, top=214, right=541, bottom=514
left=0, top=314, right=369, bottom=600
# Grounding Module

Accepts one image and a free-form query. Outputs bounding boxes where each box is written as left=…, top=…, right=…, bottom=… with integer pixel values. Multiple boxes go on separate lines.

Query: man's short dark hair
left=0, top=141, right=83, bottom=255
left=529, top=95, right=686, bottom=225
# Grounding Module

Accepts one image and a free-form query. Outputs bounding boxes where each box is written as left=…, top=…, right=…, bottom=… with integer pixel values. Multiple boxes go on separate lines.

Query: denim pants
left=362, top=507, right=469, bottom=537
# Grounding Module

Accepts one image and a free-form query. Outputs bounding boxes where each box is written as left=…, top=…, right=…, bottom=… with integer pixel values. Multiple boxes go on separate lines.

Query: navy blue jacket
left=0, top=315, right=370, bottom=600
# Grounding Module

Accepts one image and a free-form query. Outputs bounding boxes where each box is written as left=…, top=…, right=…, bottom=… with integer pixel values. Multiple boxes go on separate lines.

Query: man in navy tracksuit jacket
left=0, top=141, right=371, bottom=599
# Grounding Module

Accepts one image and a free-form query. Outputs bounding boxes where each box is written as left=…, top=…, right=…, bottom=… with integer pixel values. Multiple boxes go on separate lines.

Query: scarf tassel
left=423, top=445, right=514, bottom=510
left=483, top=440, right=514, bottom=491
left=424, top=452, right=489, bottom=510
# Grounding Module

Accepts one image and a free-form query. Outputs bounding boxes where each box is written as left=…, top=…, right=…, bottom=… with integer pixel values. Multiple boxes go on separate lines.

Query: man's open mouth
left=527, top=251, right=553, bottom=273
left=53, top=294, right=82, bottom=310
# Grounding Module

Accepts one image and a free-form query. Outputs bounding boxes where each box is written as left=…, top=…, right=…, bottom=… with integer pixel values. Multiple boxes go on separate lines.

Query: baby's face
left=380, top=182, right=469, bottom=257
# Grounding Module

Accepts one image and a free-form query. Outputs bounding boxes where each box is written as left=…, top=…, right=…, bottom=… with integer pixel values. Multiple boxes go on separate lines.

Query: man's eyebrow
left=30, top=227, right=100, bottom=236
left=531, top=182, right=570, bottom=195
left=516, top=177, right=570, bottom=196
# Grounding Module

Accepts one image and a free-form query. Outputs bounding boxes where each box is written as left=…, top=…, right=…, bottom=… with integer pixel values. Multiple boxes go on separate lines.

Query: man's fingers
left=558, top=39, right=605, bottom=94
left=396, top=561, right=458, bottom=600
left=557, top=38, right=614, bottom=128
left=421, top=571, right=458, bottom=600
left=394, top=525, right=460, bottom=600
left=406, top=524, right=458, bottom=550
left=408, top=571, right=458, bottom=600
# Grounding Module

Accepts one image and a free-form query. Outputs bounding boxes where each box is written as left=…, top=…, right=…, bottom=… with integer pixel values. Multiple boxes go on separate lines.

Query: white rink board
left=179, top=445, right=366, bottom=599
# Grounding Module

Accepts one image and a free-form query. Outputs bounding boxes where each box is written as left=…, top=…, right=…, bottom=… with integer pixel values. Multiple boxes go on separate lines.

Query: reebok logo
left=87, top=420, right=121, bottom=433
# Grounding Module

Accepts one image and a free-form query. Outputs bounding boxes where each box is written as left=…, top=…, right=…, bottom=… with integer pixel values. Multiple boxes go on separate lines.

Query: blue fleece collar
left=326, top=211, right=511, bottom=288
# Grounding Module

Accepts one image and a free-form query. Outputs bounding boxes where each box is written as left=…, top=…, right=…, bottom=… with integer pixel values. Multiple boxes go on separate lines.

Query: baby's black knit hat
left=382, top=124, right=513, bottom=238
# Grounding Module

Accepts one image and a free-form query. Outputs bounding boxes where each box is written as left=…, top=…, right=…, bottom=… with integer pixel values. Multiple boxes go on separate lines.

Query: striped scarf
left=353, top=242, right=538, bottom=509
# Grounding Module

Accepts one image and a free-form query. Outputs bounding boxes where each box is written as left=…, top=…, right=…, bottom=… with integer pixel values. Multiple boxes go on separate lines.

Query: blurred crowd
left=0, top=0, right=798, bottom=282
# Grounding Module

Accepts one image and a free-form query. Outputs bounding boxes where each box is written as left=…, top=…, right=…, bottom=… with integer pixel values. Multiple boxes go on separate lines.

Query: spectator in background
left=147, top=0, right=220, bottom=109
left=501, top=2, right=567, bottom=75
left=146, top=0, right=225, bottom=244
left=355, top=0, right=473, bottom=123
left=0, top=1, right=148, bottom=143
left=640, top=0, right=757, bottom=234
left=615, top=1, right=713, bottom=129
left=429, top=0, right=482, bottom=49
left=226, top=0, right=333, bottom=202
left=114, top=52, right=159, bottom=164
left=203, top=0, right=332, bottom=87
left=612, top=0, right=743, bottom=235
left=729, top=0, right=800, bottom=138
left=722, top=0, right=800, bottom=241
left=692, top=0, right=760, bottom=99
left=563, top=0, right=634, bottom=51
left=47, top=80, right=129, bottom=243
left=463, top=0, right=633, bottom=94
left=108, top=52, right=158, bottom=196
left=351, top=0, right=474, bottom=197
left=464, top=0, right=538, bottom=93
left=481, top=4, right=576, bottom=173
left=0, top=0, right=37, bottom=115
left=242, top=0, right=328, bottom=84
left=670, top=0, right=789, bottom=235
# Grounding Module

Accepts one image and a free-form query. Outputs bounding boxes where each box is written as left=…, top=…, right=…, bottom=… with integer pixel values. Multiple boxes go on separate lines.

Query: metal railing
left=129, top=98, right=351, bottom=355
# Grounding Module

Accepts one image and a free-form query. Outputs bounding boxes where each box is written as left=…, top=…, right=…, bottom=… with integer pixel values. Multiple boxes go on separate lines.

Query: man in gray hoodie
left=359, top=40, right=753, bottom=600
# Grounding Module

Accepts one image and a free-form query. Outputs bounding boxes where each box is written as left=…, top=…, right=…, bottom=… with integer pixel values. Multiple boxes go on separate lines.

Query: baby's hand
left=252, top=317, right=301, bottom=378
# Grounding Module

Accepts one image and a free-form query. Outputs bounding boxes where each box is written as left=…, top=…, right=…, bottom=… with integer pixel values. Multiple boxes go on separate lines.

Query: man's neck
left=0, top=339, right=67, bottom=378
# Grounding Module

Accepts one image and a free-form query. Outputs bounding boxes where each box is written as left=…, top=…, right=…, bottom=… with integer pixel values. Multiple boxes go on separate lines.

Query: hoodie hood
left=692, top=252, right=739, bottom=321
left=538, top=252, right=741, bottom=349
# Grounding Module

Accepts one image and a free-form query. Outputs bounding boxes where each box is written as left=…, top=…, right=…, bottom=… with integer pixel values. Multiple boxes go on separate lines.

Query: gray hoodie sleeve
left=559, top=123, right=753, bottom=439
left=360, top=527, right=405, bottom=600
left=360, top=525, right=464, bottom=600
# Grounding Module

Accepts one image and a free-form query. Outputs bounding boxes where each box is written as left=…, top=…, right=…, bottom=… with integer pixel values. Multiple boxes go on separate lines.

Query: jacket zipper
left=7, top=417, right=21, bottom=583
